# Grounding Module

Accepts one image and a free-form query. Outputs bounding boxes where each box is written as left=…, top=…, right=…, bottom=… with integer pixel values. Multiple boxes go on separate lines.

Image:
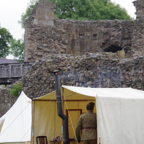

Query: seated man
left=75, top=102, right=97, bottom=144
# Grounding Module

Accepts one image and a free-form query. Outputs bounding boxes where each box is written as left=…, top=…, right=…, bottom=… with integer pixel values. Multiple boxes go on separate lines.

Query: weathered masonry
left=24, top=0, right=144, bottom=62
left=0, top=62, right=34, bottom=85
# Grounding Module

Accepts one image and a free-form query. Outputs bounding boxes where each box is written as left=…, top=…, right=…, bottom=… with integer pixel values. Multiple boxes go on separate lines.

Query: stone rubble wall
left=131, top=20, right=144, bottom=57
left=21, top=53, right=144, bottom=98
left=0, top=88, right=17, bottom=116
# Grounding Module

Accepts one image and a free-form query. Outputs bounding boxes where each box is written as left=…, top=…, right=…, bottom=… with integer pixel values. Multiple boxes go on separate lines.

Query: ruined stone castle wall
left=54, top=19, right=135, bottom=56
left=25, top=18, right=136, bottom=61
left=24, top=0, right=144, bottom=62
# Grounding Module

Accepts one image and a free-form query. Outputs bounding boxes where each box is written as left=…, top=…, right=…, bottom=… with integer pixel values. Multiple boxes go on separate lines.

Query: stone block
left=79, top=25, right=85, bottom=35
left=47, top=20, right=54, bottom=26
left=33, top=19, right=38, bottom=25
left=37, top=51, right=43, bottom=56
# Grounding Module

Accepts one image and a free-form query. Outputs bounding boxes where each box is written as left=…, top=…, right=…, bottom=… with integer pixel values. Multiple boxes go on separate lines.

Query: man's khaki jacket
left=75, top=110, right=97, bottom=141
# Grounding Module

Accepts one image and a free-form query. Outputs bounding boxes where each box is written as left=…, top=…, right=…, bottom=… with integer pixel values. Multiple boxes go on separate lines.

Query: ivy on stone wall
left=9, top=81, right=23, bottom=97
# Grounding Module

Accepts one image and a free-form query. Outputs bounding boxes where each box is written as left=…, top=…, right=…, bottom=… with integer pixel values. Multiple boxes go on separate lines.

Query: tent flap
left=97, top=97, right=144, bottom=144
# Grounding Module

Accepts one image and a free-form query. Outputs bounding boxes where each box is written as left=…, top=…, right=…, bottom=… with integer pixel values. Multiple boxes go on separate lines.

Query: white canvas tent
left=0, top=91, right=32, bottom=144
left=32, top=86, right=144, bottom=144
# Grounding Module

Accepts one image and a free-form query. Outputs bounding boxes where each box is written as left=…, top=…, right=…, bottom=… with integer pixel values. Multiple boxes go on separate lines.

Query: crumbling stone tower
left=31, top=0, right=55, bottom=26
left=133, top=0, right=144, bottom=20
left=24, top=0, right=55, bottom=61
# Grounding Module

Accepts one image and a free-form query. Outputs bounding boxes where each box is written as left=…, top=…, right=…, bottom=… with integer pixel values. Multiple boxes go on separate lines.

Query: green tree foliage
left=10, top=38, right=24, bottom=61
left=20, top=0, right=132, bottom=28
left=9, top=81, right=23, bottom=97
left=53, top=0, right=132, bottom=20
left=0, top=26, right=13, bottom=58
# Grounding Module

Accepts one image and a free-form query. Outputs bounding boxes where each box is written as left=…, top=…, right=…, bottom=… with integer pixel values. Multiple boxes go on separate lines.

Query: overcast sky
left=0, top=0, right=136, bottom=59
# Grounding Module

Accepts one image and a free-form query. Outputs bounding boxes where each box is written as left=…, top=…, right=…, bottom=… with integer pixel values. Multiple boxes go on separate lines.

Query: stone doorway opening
left=104, top=45, right=122, bottom=53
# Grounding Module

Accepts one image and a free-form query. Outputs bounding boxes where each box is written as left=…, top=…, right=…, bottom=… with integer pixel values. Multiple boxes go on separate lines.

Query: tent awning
left=34, top=86, right=144, bottom=100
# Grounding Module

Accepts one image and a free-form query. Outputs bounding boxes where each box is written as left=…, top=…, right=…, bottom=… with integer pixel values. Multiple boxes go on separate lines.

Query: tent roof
left=34, top=86, right=144, bottom=101
left=63, top=86, right=144, bottom=99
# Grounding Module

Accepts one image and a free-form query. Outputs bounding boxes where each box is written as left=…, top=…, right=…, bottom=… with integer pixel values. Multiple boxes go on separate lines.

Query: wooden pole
left=61, top=88, right=64, bottom=144
left=32, top=101, right=35, bottom=144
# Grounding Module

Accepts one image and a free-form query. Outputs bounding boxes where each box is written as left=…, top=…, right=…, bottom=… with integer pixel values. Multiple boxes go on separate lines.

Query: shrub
left=9, top=81, right=23, bottom=97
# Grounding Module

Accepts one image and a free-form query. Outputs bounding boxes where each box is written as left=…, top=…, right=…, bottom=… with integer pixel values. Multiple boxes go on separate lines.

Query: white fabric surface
left=0, top=91, right=32, bottom=143
left=62, top=86, right=144, bottom=99
left=97, top=97, right=144, bottom=144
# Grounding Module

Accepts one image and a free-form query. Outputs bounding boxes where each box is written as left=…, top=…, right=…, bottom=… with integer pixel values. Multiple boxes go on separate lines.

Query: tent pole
left=62, top=87, right=64, bottom=144
left=32, top=101, right=35, bottom=144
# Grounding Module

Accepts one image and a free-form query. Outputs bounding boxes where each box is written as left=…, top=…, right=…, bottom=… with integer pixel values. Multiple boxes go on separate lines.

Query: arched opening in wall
left=104, top=45, right=122, bottom=53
